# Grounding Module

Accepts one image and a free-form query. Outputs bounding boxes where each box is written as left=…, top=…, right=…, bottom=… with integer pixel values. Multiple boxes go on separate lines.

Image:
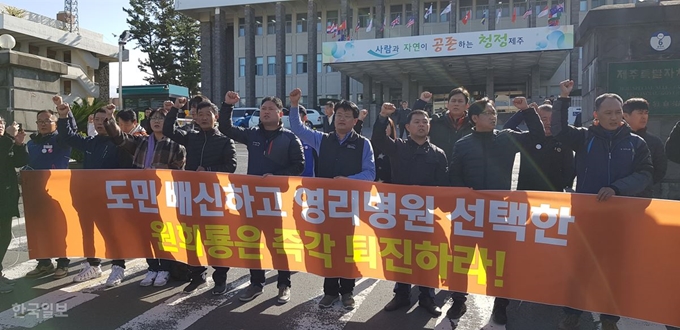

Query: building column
left=530, top=65, right=541, bottom=101
left=212, top=9, right=227, bottom=102
left=569, top=0, right=580, bottom=88
left=488, top=0, right=496, bottom=30
left=362, top=75, right=373, bottom=126
left=375, top=0, right=385, bottom=39
left=528, top=0, right=536, bottom=28
left=340, top=0, right=351, bottom=100
left=401, top=75, right=418, bottom=106
left=486, top=70, right=494, bottom=100
left=55, top=50, right=64, bottom=62
left=95, top=63, right=110, bottom=102
left=383, top=85, right=391, bottom=104
left=449, top=0, right=457, bottom=33
left=275, top=2, right=286, bottom=101
left=200, top=20, right=213, bottom=99
left=244, top=5, right=257, bottom=107
left=375, top=82, right=384, bottom=105
left=307, top=0, right=318, bottom=108
left=38, top=46, right=47, bottom=57
left=19, top=41, right=28, bottom=53
left=411, top=0, right=421, bottom=35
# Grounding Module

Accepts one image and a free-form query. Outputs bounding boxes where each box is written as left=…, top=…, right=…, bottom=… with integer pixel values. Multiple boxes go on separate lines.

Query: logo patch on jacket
left=347, top=144, right=356, bottom=149
left=253, top=142, right=260, bottom=147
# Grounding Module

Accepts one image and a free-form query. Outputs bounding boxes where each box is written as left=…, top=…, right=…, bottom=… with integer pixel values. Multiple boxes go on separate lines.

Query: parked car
left=233, top=107, right=258, bottom=127
left=247, top=107, right=322, bottom=129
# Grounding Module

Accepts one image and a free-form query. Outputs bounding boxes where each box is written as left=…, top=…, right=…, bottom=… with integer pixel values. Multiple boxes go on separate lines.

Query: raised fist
left=225, top=91, right=240, bottom=105
left=5, top=122, right=18, bottom=137
left=14, top=128, right=26, bottom=145
left=358, top=109, right=368, bottom=121
left=513, top=97, right=529, bottom=110
left=560, top=80, right=574, bottom=97
left=56, top=103, right=71, bottom=118
left=420, top=91, right=433, bottom=103
left=52, top=95, right=63, bottom=106
left=174, top=97, right=187, bottom=109
left=88, top=114, right=94, bottom=123
left=289, top=88, right=302, bottom=106
left=380, top=103, right=397, bottom=117
left=163, top=100, right=174, bottom=111
left=105, top=104, right=116, bottom=118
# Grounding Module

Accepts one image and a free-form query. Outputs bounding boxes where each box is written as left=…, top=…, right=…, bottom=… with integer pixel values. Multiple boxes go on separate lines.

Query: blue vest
left=27, top=132, right=71, bottom=169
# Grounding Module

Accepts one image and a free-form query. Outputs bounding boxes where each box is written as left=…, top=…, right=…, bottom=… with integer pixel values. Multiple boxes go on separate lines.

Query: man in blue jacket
left=551, top=80, right=653, bottom=330
left=289, top=88, right=375, bottom=310
left=24, top=98, right=74, bottom=279
left=56, top=101, right=129, bottom=287
left=218, top=91, right=304, bottom=303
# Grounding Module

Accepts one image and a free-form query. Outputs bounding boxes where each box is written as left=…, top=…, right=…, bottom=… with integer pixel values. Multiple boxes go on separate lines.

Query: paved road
left=1, top=144, right=671, bottom=330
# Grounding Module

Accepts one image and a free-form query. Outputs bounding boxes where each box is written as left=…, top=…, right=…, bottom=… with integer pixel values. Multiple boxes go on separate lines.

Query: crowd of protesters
left=1, top=80, right=679, bottom=330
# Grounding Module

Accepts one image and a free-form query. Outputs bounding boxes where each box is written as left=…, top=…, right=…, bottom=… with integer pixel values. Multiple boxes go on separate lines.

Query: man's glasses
left=36, top=120, right=55, bottom=125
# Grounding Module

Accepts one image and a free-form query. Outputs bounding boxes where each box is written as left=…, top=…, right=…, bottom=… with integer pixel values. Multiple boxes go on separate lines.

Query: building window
left=255, top=57, right=263, bottom=76
left=358, top=7, right=371, bottom=27
left=326, top=65, right=337, bottom=73
left=317, top=53, right=322, bottom=72
left=317, top=12, right=322, bottom=31
left=613, top=0, right=629, bottom=3
left=267, top=56, right=276, bottom=75
left=591, top=0, right=604, bottom=8
left=326, top=94, right=338, bottom=100
left=424, top=2, right=438, bottom=23
left=301, top=96, right=308, bottom=106
left=285, top=55, right=292, bottom=75
left=296, top=54, right=308, bottom=74
left=535, top=1, right=548, bottom=17
left=255, top=16, right=263, bottom=35
left=46, top=49, right=57, bottom=59
left=286, top=14, right=292, bottom=33
left=440, top=1, right=450, bottom=22
left=476, top=4, right=489, bottom=19
left=63, top=51, right=71, bottom=64
left=405, top=4, right=413, bottom=21
left=239, top=18, right=245, bottom=37
left=327, top=10, right=339, bottom=29
left=498, top=0, right=510, bottom=17
left=267, top=15, right=276, bottom=34
left=63, top=80, right=72, bottom=95
left=239, top=58, right=246, bottom=77
left=297, top=13, right=307, bottom=33
left=459, top=0, right=473, bottom=20
left=390, top=5, right=403, bottom=23
left=29, top=45, right=39, bottom=55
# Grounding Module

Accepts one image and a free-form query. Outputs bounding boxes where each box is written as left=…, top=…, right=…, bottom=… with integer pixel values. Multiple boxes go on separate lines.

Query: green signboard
left=608, top=60, right=680, bottom=115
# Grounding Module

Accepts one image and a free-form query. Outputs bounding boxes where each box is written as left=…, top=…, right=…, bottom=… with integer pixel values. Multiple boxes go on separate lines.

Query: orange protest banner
left=21, top=169, right=680, bottom=326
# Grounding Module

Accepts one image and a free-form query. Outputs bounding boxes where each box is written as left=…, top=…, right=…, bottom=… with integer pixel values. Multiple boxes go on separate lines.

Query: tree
left=123, top=0, right=201, bottom=94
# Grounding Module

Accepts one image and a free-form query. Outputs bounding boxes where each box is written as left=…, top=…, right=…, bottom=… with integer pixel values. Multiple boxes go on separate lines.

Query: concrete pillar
left=55, top=50, right=64, bottom=62
left=212, top=9, right=227, bottom=102
left=275, top=2, right=286, bottom=101
left=340, top=0, right=351, bottom=100
left=307, top=0, right=318, bottom=108
left=401, top=75, right=418, bottom=106
left=486, top=70, right=495, bottom=101
left=362, top=75, right=373, bottom=126
left=375, top=82, right=384, bottom=105
left=200, top=21, right=213, bottom=99
left=19, top=41, right=28, bottom=53
left=528, top=0, right=536, bottom=28
left=411, top=0, right=420, bottom=35
left=38, top=46, right=47, bottom=57
left=530, top=65, right=541, bottom=101
left=569, top=0, right=580, bottom=88
left=449, top=0, right=457, bottom=33
left=244, top=5, right=257, bottom=107
left=375, top=0, right=385, bottom=39
left=488, top=0, right=496, bottom=30
left=383, top=85, right=391, bottom=104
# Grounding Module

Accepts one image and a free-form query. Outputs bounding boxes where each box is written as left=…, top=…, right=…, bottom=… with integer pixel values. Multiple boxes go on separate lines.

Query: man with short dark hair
left=116, top=109, right=146, bottom=136
left=373, top=105, right=448, bottom=317
left=289, top=88, right=375, bottom=310
left=622, top=98, right=667, bottom=197
left=218, top=91, right=304, bottom=303
left=163, top=97, right=237, bottom=294
left=322, top=100, right=368, bottom=134
left=552, top=81, right=653, bottom=330
left=415, top=88, right=474, bottom=160
left=447, top=97, right=545, bottom=326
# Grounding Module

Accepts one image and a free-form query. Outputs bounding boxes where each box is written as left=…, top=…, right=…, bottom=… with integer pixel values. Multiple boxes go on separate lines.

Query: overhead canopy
left=324, top=26, right=574, bottom=89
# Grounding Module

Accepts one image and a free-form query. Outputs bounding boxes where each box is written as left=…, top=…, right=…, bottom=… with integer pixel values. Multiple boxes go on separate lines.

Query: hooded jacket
left=632, top=128, right=667, bottom=198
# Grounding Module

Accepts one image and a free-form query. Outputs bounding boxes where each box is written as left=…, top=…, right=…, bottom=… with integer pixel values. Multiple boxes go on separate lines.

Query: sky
left=3, top=0, right=150, bottom=97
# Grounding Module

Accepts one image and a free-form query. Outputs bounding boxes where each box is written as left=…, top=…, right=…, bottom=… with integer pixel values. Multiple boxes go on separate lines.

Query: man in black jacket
left=503, top=98, right=575, bottom=192
left=414, top=88, right=474, bottom=161
left=666, top=121, right=680, bottom=164
left=163, top=97, right=237, bottom=294
left=218, top=91, right=304, bottom=304
left=323, top=100, right=368, bottom=135
left=397, top=101, right=412, bottom=138
left=372, top=103, right=448, bottom=317
left=622, top=98, right=667, bottom=198
left=447, top=97, right=545, bottom=326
